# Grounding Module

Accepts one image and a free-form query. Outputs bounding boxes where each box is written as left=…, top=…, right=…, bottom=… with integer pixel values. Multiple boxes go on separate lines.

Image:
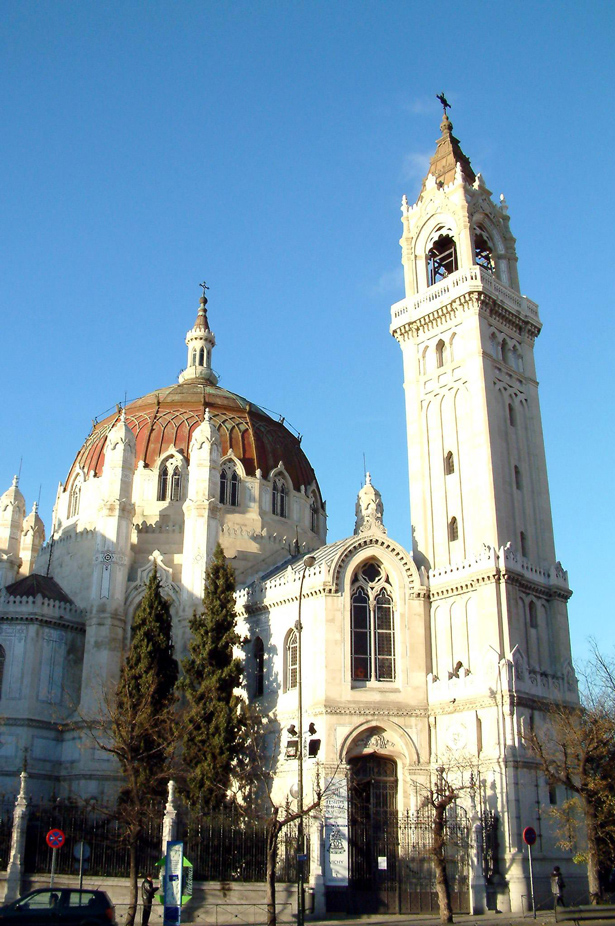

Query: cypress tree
left=181, top=541, right=246, bottom=807
left=112, top=564, right=178, bottom=926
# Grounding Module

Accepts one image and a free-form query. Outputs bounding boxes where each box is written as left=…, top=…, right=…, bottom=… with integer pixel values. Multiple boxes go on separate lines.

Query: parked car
left=0, top=888, right=116, bottom=926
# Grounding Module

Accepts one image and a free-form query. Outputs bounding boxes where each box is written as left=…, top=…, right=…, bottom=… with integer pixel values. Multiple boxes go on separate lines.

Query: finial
left=12, top=475, right=18, bottom=488
left=199, top=281, right=209, bottom=305
left=401, top=194, right=409, bottom=215
left=365, top=471, right=372, bottom=486
left=121, top=407, right=127, bottom=423
left=499, top=193, right=509, bottom=214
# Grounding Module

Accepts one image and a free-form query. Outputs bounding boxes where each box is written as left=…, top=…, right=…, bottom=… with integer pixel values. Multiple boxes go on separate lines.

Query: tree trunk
left=266, top=814, right=280, bottom=926
left=585, top=802, right=601, bottom=904
left=433, top=803, right=453, bottom=924
left=126, top=832, right=139, bottom=926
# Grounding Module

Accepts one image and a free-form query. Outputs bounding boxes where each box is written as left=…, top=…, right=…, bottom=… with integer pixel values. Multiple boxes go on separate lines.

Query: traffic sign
left=46, top=829, right=65, bottom=849
left=523, top=826, right=537, bottom=846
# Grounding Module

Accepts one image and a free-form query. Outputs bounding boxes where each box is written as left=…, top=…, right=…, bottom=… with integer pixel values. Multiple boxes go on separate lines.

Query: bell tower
left=392, top=108, right=554, bottom=575
left=391, top=106, right=576, bottom=911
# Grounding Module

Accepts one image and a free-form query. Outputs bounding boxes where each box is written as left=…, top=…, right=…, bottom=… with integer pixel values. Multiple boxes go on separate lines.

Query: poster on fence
left=324, top=777, right=348, bottom=886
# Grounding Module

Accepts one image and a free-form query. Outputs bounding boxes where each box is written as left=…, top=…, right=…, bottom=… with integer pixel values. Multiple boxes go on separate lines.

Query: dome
left=67, top=381, right=320, bottom=495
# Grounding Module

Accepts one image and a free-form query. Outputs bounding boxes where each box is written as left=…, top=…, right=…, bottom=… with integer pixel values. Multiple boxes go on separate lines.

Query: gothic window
left=449, top=517, right=459, bottom=542
left=254, top=637, right=264, bottom=697
left=0, top=645, right=5, bottom=698
left=220, top=463, right=240, bottom=507
left=158, top=459, right=183, bottom=502
left=449, top=332, right=456, bottom=362
left=501, top=340, right=511, bottom=366
left=310, top=497, right=318, bottom=533
left=350, top=561, right=395, bottom=682
left=520, top=531, right=528, bottom=558
left=421, top=346, right=429, bottom=375
left=198, top=347, right=205, bottom=366
left=68, top=479, right=81, bottom=518
left=511, top=346, right=524, bottom=373
left=192, top=349, right=197, bottom=366
left=508, top=403, right=516, bottom=427
left=514, top=465, right=522, bottom=490
left=285, top=629, right=298, bottom=691
left=436, top=339, right=446, bottom=368
left=490, top=333, right=499, bottom=359
left=445, top=451, right=455, bottom=475
left=427, top=234, right=458, bottom=286
left=272, top=477, right=288, bottom=518
left=529, top=601, right=537, bottom=629
left=474, top=230, right=494, bottom=273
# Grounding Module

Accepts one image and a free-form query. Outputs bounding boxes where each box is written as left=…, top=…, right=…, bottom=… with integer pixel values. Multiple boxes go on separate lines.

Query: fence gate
left=344, top=758, right=470, bottom=915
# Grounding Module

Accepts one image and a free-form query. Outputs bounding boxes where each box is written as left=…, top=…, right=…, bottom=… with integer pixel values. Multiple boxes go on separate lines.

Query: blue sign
left=163, top=841, right=184, bottom=926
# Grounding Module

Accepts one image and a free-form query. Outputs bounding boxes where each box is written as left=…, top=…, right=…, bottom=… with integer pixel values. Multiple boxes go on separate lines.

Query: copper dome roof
left=67, top=381, right=320, bottom=494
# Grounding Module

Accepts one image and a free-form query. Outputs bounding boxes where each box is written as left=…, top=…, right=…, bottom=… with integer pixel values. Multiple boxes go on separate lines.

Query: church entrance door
left=348, top=755, right=399, bottom=913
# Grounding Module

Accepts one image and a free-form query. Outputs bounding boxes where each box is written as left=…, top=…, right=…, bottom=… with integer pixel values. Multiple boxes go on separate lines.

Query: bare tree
left=526, top=645, right=615, bottom=903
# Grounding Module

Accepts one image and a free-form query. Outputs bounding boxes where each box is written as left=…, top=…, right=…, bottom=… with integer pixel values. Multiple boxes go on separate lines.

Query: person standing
left=141, top=873, right=156, bottom=926
left=551, top=866, right=566, bottom=908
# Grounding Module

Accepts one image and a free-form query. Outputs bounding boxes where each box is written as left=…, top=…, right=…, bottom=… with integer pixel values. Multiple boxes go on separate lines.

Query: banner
left=323, top=777, right=349, bottom=886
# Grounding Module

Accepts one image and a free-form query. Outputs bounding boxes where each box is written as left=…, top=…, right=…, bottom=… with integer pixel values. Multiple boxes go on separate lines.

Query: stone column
left=5, top=770, right=29, bottom=902
left=161, top=780, right=178, bottom=852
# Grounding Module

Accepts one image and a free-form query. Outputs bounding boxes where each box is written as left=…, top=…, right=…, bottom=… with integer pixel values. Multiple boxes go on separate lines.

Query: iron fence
left=0, top=798, right=14, bottom=871
left=180, top=804, right=308, bottom=883
left=24, top=800, right=164, bottom=877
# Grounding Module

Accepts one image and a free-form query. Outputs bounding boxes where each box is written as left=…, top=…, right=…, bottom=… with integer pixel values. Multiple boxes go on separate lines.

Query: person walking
left=141, top=873, right=157, bottom=926
left=551, top=866, right=566, bottom=908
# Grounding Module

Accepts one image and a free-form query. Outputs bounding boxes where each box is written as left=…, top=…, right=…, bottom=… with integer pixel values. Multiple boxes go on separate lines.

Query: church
left=0, top=109, right=578, bottom=913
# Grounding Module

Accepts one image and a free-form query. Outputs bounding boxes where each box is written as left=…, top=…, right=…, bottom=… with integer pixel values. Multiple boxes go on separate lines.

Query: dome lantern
left=179, top=282, right=218, bottom=385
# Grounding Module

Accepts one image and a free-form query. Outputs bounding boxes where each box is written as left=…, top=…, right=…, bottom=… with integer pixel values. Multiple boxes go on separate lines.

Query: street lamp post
left=296, top=553, right=315, bottom=926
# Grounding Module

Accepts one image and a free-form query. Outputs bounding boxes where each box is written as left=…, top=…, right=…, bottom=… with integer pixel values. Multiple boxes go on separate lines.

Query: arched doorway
left=348, top=755, right=399, bottom=913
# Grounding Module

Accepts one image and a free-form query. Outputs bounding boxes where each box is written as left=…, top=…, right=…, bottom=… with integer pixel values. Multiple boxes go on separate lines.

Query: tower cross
left=199, top=281, right=209, bottom=297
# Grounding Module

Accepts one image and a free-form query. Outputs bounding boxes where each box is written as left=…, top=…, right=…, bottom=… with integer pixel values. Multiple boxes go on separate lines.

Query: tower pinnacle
left=420, top=106, right=476, bottom=193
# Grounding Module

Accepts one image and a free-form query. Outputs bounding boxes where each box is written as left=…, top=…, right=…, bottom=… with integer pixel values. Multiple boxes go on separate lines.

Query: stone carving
left=356, top=732, right=394, bottom=751
left=354, top=473, right=386, bottom=535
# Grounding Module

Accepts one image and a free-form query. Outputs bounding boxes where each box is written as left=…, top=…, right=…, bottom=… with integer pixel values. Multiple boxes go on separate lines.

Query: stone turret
left=0, top=477, right=25, bottom=587
left=81, top=410, right=136, bottom=713
left=20, top=502, right=45, bottom=577
left=354, top=473, right=386, bottom=535
left=181, top=410, right=222, bottom=635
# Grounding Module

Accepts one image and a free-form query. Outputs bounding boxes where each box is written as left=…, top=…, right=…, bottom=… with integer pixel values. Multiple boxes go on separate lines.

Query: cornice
left=0, top=614, right=85, bottom=633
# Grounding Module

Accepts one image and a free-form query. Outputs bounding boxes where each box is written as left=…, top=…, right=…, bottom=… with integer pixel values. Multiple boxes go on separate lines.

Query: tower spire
left=420, top=102, right=476, bottom=193
left=179, top=283, right=218, bottom=385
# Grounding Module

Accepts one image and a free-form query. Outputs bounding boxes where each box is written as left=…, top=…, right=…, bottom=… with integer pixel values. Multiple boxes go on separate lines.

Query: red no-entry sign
left=46, top=829, right=65, bottom=849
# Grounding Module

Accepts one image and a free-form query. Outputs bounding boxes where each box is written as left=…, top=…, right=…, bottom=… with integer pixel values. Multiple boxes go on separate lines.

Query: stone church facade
left=0, top=111, right=577, bottom=913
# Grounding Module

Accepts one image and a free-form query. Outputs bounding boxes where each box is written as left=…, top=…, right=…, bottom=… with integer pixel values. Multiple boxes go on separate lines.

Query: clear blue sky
left=1, top=1, right=613, bottom=665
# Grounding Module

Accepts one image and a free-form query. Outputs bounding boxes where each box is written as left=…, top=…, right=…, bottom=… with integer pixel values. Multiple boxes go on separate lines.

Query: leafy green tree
left=181, top=542, right=246, bottom=806
left=92, top=566, right=178, bottom=926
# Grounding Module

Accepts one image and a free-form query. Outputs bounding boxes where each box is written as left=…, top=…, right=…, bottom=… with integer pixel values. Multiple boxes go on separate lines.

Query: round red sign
left=523, top=826, right=537, bottom=846
left=46, top=829, right=65, bottom=849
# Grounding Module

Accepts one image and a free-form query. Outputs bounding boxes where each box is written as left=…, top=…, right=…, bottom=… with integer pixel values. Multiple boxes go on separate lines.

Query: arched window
left=490, top=333, right=499, bottom=359
left=158, top=459, right=183, bottom=502
left=474, top=230, right=494, bottom=273
left=285, top=629, right=298, bottom=691
left=445, top=451, right=455, bottom=475
left=514, top=465, right=522, bottom=490
left=501, top=340, right=511, bottom=366
left=254, top=637, right=264, bottom=697
left=529, top=601, right=538, bottom=629
left=351, top=561, right=395, bottom=682
left=449, top=333, right=456, bottom=362
left=427, top=234, right=458, bottom=286
left=192, top=349, right=197, bottom=366
left=0, top=645, right=5, bottom=698
left=68, top=479, right=81, bottom=518
left=310, top=498, right=318, bottom=533
left=449, top=517, right=459, bottom=542
left=435, top=339, right=446, bottom=368
left=520, top=531, right=528, bottom=558
left=198, top=347, right=205, bottom=366
left=272, top=477, right=288, bottom=518
left=421, top=346, right=429, bottom=375
left=508, top=403, right=516, bottom=427
left=220, top=463, right=240, bottom=507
